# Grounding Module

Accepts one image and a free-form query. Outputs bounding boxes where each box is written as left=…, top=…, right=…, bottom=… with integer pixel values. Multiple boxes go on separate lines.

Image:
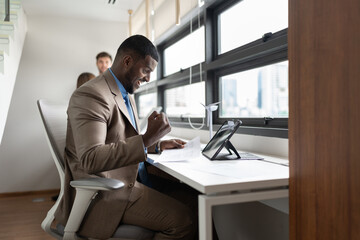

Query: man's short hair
left=117, top=35, right=159, bottom=62
left=96, top=52, right=112, bottom=62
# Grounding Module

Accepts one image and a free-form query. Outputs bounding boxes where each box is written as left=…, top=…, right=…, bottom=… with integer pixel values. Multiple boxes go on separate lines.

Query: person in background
left=96, top=51, right=112, bottom=75
left=55, top=35, right=197, bottom=240
left=76, top=72, right=95, bottom=88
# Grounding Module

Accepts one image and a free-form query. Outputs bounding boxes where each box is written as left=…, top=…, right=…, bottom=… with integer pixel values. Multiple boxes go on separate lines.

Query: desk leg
left=198, top=189, right=288, bottom=240
left=199, top=194, right=212, bottom=240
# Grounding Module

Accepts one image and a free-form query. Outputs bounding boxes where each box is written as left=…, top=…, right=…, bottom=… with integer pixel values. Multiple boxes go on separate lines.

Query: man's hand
left=142, top=111, right=171, bottom=147
left=159, top=139, right=186, bottom=152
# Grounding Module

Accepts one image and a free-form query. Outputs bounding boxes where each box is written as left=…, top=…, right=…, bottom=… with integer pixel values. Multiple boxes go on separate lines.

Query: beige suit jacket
left=55, top=69, right=156, bottom=239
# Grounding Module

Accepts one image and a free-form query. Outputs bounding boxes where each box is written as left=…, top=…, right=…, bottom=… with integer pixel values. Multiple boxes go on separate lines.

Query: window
left=138, top=92, right=157, bottom=119
left=140, top=66, right=157, bottom=87
left=135, top=0, right=288, bottom=138
left=163, top=26, right=205, bottom=76
left=220, top=61, right=288, bottom=118
left=165, top=82, right=205, bottom=118
left=151, top=66, right=158, bottom=82
left=218, top=0, right=288, bottom=54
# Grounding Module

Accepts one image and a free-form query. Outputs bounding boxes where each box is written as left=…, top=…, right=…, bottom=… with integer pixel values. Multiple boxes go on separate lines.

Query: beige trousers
left=121, top=182, right=197, bottom=240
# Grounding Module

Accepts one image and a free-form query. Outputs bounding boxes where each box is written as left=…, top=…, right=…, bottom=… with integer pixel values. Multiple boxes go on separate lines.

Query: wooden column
left=128, top=9, right=133, bottom=36
left=289, top=0, right=360, bottom=239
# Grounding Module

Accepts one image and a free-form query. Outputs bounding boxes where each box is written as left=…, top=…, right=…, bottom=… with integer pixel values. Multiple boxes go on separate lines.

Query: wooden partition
left=289, top=0, right=360, bottom=239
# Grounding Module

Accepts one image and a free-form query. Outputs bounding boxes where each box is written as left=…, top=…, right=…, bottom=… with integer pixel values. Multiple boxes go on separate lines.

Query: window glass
left=164, top=26, right=205, bottom=76
left=141, top=66, right=157, bottom=86
left=138, top=92, right=157, bottom=118
left=218, top=0, right=288, bottom=54
left=151, top=66, right=157, bottom=82
left=165, top=82, right=205, bottom=118
left=220, top=61, right=288, bottom=118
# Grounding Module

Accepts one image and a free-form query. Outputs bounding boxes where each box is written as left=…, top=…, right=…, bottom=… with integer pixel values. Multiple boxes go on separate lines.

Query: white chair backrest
left=38, top=99, right=68, bottom=237
left=37, top=99, right=68, bottom=175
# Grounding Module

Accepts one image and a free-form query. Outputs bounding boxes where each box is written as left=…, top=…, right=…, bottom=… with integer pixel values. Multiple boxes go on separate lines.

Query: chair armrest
left=63, top=178, right=125, bottom=240
left=70, top=177, right=125, bottom=191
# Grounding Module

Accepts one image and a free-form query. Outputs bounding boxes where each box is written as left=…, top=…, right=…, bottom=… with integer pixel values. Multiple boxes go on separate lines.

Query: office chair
left=37, top=99, right=154, bottom=240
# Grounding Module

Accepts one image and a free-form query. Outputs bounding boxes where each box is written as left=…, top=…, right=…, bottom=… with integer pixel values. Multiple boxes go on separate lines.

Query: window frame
left=135, top=0, right=288, bottom=139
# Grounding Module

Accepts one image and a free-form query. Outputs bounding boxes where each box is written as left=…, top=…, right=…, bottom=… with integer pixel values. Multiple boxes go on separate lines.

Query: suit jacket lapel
left=129, top=95, right=140, bottom=132
left=103, top=69, right=139, bottom=133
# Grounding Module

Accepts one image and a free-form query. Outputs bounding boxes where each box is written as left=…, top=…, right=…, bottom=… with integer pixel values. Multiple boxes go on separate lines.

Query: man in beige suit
left=55, top=35, right=196, bottom=239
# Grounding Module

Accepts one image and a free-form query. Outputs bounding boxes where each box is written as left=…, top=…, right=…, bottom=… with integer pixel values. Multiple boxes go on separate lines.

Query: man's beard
left=124, top=69, right=136, bottom=94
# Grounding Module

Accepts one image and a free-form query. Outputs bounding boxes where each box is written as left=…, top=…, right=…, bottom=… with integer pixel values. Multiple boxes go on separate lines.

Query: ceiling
left=21, top=0, right=143, bottom=22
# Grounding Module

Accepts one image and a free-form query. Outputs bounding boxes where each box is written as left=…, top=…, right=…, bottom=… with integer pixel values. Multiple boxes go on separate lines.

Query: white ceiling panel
left=21, top=0, right=143, bottom=22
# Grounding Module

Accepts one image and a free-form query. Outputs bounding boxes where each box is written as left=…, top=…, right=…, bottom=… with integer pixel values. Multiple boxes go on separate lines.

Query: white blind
left=132, top=1, right=147, bottom=36
left=179, top=0, right=198, bottom=19
left=132, top=0, right=198, bottom=41
left=154, top=0, right=176, bottom=39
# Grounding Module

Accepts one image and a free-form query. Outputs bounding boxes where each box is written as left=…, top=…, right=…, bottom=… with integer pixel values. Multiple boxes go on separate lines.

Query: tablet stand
left=212, top=140, right=241, bottom=160
left=225, top=140, right=240, bottom=158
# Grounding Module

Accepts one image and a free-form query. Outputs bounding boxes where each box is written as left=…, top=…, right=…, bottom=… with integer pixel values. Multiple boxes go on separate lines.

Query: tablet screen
left=202, top=120, right=241, bottom=160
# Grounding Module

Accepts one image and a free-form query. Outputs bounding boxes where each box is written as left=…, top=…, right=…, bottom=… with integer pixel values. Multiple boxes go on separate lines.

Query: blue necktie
left=124, top=95, right=136, bottom=129
left=123, top=95, right=151, bottom=187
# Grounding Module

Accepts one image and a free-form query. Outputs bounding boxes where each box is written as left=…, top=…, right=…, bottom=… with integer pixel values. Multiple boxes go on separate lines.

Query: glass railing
left=0, top=1, right=4, bottom=21
left=0, top=0, right=10, bottom=21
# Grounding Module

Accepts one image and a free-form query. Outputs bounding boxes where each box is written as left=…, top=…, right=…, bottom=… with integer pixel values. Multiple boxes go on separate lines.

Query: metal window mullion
left=157, top=64, right=203, bottom=87
left=207, top=35, right=288, bottom=72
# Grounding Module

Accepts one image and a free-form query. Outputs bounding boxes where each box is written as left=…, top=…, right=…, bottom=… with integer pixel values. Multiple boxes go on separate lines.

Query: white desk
left=147, top=153, right=289, bottom=240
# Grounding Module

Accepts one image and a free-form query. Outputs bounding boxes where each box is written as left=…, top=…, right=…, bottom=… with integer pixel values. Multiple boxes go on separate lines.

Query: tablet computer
left=202, top=120, right=242, bottom=160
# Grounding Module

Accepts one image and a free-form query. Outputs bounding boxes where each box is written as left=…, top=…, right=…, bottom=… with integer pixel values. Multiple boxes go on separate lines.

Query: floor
left=0, top=190, right=58, bottom=240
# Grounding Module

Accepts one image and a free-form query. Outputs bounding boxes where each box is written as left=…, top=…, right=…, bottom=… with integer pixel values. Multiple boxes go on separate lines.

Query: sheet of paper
left=155, top=137, right=201, bottom=162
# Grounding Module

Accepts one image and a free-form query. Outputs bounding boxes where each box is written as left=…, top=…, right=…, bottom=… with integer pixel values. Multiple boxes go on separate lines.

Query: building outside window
left=220, top=61, right=288, bottom=118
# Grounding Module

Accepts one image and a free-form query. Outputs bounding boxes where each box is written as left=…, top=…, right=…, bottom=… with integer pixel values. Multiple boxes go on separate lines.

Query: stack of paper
left=156, top=137, right=201, bottom=162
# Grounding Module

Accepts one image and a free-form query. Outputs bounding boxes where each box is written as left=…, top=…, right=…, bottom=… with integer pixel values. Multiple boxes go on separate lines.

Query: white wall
left=0, top=7, right=27, bottom=145
left=0, top=15, right=128, bottom=193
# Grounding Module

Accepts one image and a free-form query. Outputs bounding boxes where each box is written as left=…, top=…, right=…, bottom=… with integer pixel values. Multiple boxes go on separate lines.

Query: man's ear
left=122, top=55, right=132, bottom=69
